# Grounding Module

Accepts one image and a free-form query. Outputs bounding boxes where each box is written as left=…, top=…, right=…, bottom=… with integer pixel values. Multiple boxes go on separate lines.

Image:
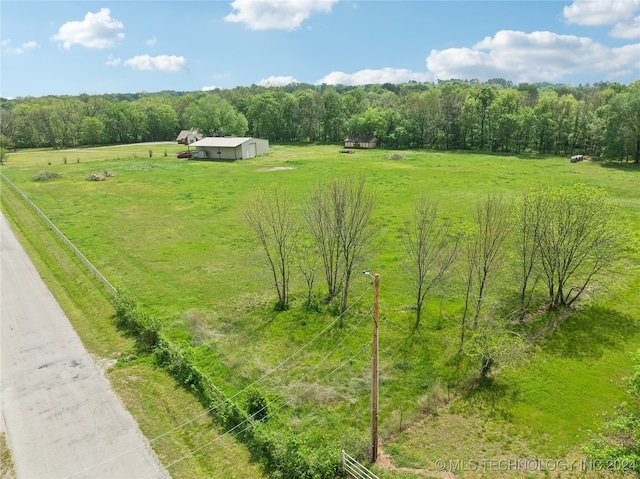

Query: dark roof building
left=344, top=136, right=378, bottom=149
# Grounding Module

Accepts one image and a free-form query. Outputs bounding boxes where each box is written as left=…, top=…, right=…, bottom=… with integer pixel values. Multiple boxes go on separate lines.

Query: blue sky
left=1, top=0, right=638, bottom=98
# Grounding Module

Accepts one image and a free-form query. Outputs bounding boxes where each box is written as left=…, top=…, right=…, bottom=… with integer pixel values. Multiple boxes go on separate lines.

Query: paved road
left=0, top=212, right=168, bottom=478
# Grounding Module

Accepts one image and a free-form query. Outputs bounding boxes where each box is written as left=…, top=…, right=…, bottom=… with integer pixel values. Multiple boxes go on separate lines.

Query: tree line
left=1, top=79, right=639, bottom=163
left=243, top=177, right=631, bottom=377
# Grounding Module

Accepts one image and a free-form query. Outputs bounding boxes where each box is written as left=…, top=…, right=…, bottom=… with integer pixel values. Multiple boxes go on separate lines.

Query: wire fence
left=1, top=173, right=117, bottom=298
left=3, top=172, right=382, bottom=479
left=342, top=450, right=380, bottom=479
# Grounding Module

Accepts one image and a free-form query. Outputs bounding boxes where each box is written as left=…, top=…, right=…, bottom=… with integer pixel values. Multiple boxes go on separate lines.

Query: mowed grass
left=2, top=145, right=639, bottom=476
left=0, top=180, right=265, bottom=478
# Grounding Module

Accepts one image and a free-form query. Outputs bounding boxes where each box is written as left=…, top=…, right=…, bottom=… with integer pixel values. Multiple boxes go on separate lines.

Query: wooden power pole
left=371, top=273, right=380, bottom=463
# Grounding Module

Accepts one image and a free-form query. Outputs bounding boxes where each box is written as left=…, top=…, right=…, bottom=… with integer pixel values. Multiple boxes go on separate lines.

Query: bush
left=245, top=388, right=269, bottom=422
left=31, top=171, right=61, bottom=182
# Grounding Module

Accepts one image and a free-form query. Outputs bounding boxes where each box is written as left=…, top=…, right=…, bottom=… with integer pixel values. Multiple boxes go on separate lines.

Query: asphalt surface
left=0, top=212, right=168, bottom=478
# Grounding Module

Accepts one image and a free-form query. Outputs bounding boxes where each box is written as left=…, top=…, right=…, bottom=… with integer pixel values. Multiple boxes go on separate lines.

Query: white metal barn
left=189, top=137, right=269, bottom=160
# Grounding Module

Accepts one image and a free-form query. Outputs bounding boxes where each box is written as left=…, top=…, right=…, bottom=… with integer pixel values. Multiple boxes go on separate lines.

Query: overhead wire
left=63, top=281, right=374, bottom=479
left=160, top=303, right=374, bottom=476
left=146, top=339, right=373, bottom=478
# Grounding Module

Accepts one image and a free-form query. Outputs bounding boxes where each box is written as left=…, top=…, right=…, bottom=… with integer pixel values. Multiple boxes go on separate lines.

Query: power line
left=147, top=340, right=373, bottom=478
left=63, top=283, right=373, bottom=479
left=154, top=304, right=374, bottom=477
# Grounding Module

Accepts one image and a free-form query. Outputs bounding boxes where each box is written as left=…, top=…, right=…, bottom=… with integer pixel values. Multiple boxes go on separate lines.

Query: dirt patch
left=377, top=442, right=448, bottom=477
left=257, top=166, right=295, bottom=172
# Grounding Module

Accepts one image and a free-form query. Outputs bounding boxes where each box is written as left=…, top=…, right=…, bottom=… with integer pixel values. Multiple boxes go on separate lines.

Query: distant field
left=2, top=145, right=638, bottom=477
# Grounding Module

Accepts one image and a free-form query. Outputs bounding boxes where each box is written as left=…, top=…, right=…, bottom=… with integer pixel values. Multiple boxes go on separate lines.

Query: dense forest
left=1, top=79, right=639, bottom=163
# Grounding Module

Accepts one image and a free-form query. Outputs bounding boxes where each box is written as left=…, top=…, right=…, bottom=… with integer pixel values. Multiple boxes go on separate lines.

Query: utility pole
left=371, top=273, right=379, bottom=463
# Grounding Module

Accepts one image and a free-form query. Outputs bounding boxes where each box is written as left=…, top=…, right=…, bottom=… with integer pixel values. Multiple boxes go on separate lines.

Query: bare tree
left=469, top=195, right=514, bottom=328
left=403, top=195, right=459, bottom=331
left=296, top=238, right=319, bottom=312
left=303, top=181, right=341, bottom=303
left=243, top=186, right=297, bottom=310
left=514, top=188, right=543, bottom=320
left=337, top=174, right=376, bottom=314
left=303, top=174, right=376, bottom=315
left=459, top=195, right=513, bottom=357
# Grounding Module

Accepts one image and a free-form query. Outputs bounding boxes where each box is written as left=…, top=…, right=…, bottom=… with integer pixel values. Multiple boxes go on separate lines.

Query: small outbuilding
left=344, top=135, right=378, bottom=149
left=176, top=130, right=202, bottom=145
left=189, top=137, right=269, bottom=160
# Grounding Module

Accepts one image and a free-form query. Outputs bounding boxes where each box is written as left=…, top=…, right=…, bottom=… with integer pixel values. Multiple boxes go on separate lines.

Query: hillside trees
left=295, top=89, right=322, bottom=142
left=183, top=94, right=248, bottom=137
left=321, top=88, right=346, bottom=143
left=143, top=100, right=180, bottom=141
left=601, top=88, right=640, bottom=163
left=1, top=80, right=638, bottom=157
left=80, top=117, right=105, bottom=146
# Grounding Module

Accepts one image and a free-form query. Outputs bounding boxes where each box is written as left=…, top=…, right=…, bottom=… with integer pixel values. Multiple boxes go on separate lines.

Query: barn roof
left=191, top=137, right=255, bottom=148
left=345, top=135, right=377, bottom=142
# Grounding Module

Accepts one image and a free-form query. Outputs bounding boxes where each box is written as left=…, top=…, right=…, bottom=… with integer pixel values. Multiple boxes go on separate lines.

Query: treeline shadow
left=599, top=161, right=640, bottom=172
left=540, top=305, right=640, bottom=359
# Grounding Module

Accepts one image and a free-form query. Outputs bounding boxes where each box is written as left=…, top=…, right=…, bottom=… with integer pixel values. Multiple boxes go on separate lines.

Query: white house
left=189, top=137, right=269, bottom=160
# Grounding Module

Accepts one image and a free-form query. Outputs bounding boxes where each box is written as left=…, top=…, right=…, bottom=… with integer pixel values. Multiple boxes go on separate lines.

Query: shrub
left=245, top=388, right=269, bottom=422
left=31, top=171, right=61, bottom=182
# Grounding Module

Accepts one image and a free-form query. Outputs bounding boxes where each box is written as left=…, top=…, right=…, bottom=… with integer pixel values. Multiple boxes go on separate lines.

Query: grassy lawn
left=2, top=144, right=638, bottom=477
left=0, top=179, right=265, bottom=479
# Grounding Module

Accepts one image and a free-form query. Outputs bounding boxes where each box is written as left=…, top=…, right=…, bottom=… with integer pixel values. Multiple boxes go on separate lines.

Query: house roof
left=345, top=135, right=377, bottom=142
left=176, top=130, right=201, bottom=141
left=191, top=137, right=255, bottom=148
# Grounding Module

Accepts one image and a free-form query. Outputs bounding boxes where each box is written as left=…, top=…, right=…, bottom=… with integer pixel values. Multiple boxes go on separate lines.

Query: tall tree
left=183, top=94, right=248, bottom=137
left=321, top=88, right=345, bottom=143
left=459, top=195, right=513, bottom=359
left=295, top=89, right=322, bottom=142
left=243, top=187, right=297, bottom=310
left=403, top=196, right=459, bottom=331
left=531, top=184, right=630, bottom=311
left=303, top=174, right=376, bottom=315
left=602, top=88, right=640, bottom=163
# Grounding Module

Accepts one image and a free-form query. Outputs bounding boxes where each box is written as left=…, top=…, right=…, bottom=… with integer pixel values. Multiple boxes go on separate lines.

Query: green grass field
left=2, top=144, right=639, bottom=478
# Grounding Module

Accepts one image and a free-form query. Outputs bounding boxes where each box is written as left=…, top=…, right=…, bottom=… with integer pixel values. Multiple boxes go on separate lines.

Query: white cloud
left=146, top=36, right=157, bottom=46
left=317, top=67, right=432, bottom=86
left=105, top=54, right=121, bottom=66
left=426, top=30, right=639, bottom=83
left=4, top=40, right=39, bottom=55
left=123, top=54, right=188, bottom=73
left=202, top=85, right=224, bottom=91
left=609, top=15, right=640, bottom=40
left=259, top=75, right=299, bottom=87
left=52, top=8, right=125, bottom=49
left=563, top=0, right=640, bottom=39
left=225, top=0, right=337, bottom=30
